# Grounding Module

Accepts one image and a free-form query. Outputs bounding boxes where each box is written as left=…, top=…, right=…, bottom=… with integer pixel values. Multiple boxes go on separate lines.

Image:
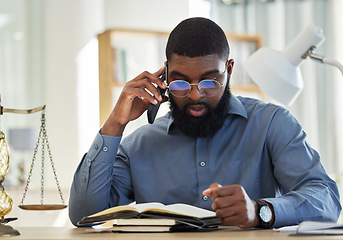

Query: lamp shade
left=244, top=24, right=325, bottom=106
left=244, top=48, right=303, bottom=106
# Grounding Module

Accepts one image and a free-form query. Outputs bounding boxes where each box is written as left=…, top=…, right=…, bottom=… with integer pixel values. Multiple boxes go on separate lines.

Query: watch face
left=260, top=205, right=272, bottom=223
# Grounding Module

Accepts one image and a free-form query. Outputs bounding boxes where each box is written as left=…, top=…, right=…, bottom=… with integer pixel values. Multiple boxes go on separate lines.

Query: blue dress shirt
left=69, top=95, right=341, bottom=227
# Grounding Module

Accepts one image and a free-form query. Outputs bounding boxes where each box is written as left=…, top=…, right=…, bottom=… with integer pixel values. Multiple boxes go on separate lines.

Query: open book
left=79, top=202, right=221, bottom=230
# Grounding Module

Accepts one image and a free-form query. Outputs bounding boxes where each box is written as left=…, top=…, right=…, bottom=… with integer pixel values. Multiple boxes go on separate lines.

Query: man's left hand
left=203, top=183, right=259, bottom=228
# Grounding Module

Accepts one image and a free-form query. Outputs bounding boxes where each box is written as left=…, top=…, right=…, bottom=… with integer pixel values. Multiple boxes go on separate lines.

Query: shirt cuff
left=263, top=197, right=297, bottom=228
left=87, top=131, right=122, bottom=163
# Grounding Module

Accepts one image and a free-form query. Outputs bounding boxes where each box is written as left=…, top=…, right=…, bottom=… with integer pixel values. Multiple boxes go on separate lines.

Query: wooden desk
left=6, top=226, right=342, bottom=240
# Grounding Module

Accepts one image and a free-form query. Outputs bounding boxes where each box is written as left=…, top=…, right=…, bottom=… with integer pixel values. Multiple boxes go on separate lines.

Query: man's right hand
left=101, top=66, right=167, bottom=137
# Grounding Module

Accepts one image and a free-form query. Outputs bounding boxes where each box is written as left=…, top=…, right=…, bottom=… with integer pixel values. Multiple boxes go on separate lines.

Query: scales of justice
left=0, top=96, right=67, bottom=236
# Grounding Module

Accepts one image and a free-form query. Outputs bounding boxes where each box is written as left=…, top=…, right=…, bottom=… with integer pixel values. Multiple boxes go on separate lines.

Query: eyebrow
left=169, top=69, right=221, bottom=79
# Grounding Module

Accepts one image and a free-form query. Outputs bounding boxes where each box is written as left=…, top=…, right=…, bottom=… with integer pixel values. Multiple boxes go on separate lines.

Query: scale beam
left=0, top=94, right=45, bottom=115
left=1, top=105, right=46, bottom=115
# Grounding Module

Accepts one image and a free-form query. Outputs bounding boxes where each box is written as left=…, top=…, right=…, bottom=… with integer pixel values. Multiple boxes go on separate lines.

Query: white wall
left=41, top=0, right=104, bottom=189
left=103, top=0, right=190, bottom=31
left=42, top=0, right=192, bottom=190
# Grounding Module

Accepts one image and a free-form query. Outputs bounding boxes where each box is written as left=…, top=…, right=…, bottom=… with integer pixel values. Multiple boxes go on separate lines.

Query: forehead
left=168, top=54, right=225, bottom=72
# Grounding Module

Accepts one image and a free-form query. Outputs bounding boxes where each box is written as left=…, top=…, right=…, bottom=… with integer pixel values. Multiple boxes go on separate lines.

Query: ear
left=226, top=59, right=234, bottom=76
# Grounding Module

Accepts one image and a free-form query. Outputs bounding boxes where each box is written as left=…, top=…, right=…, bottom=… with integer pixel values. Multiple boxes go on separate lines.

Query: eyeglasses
left=167, top=69, right=226, bottom=97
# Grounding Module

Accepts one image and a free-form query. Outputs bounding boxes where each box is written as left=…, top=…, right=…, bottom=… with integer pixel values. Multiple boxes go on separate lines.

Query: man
left=69, top=17, right=341, bottom=228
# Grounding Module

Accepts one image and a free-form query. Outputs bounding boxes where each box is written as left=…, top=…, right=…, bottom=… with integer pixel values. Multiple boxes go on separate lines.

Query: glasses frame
left=167, top=68, right=227, bottom=98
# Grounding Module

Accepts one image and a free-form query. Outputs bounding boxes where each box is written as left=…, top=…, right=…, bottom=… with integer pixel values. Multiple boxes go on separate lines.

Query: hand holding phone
left=147, top=67, right=167, bottom=124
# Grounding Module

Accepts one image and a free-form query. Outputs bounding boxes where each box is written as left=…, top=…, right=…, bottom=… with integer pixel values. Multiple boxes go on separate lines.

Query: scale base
left=0, top=224, right=20, bottom=236
left=19, top=204, right=67, bottom=211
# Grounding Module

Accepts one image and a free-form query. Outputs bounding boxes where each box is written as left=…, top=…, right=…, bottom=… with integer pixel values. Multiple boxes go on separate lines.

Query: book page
left=131, top=202, right=215, bottom=218
left=273, top=225, right=298, bottom=232
left=131, top=202, right=168, bottom=213
left=87, top=205, right=138, bottom=218
left=116, top=218, right=177, bottom=226
left=165, top=204, right=216, bottom=218
left=112, top=225, right=171, bottom=232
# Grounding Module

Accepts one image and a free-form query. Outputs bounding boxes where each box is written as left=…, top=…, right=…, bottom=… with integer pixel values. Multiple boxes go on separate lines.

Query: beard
left=169, top=83, right=231, bottom=138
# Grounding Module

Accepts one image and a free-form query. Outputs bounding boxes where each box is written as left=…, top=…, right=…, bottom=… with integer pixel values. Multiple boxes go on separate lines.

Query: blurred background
left=0, top=0, right=342, bottom=227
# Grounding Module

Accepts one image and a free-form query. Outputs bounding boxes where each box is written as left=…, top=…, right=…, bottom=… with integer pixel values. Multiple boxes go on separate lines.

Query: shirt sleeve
left=68, top=131, right=123, bottom=226
left=263, top=107, right=341, bottom=228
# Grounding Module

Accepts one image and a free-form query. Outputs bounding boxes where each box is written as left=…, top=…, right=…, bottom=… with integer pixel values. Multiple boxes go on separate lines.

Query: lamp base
left=0, top=224, right=20, bottom=236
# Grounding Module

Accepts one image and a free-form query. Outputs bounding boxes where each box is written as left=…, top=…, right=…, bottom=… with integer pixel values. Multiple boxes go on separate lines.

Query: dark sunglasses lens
left=169, top=81, right=191, bottom=97
left=199, top=80, right=220, bottom=96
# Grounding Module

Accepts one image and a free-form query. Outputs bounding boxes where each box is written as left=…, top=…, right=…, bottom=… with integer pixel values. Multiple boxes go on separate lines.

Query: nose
left=187, top=84, right=202, bottom=101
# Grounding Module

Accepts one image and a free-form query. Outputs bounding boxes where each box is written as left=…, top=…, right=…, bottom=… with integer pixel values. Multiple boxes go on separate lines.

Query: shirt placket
left=196, top=138, right=211, bottom=209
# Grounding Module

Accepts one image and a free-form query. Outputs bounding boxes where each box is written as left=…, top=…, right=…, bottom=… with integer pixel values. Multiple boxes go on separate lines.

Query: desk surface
left=4, top=226, right=343, bottom=240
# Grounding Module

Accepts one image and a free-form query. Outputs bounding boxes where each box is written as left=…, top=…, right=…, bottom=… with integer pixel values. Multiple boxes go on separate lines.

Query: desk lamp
left=244, top=24, right=343, bottom=106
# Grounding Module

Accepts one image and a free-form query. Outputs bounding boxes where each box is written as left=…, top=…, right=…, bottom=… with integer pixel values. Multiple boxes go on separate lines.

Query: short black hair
left=166, top=17, right=230, bottom=61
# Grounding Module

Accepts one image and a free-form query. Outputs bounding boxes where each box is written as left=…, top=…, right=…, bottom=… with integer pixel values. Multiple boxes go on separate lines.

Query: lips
left=187, top=104, right=208, bottom=117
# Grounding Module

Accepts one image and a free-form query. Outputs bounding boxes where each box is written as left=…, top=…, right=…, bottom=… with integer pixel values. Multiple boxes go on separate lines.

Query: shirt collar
left=167, top=94, right=248, bottom=134
left=229, top=94, right=248, bottom=119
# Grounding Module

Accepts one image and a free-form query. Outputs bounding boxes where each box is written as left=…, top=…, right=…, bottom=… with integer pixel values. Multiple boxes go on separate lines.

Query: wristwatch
left=255, top=200, right=273, bottom=228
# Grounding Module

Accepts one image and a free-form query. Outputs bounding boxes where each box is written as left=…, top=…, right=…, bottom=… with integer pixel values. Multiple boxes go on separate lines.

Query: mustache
left=183, top=101, right=210, bottom=108
left=182, top=102, right=212, bottom=115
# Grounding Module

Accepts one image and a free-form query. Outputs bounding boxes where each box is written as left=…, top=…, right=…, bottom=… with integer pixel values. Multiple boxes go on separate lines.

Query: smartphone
left=147, top=67, right=167, bottom=124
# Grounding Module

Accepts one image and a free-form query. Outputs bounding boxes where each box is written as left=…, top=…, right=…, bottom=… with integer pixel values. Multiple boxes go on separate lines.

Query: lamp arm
left=322, top=58, right=343, bottom=76
left=304, top=47, right=343, bottom=76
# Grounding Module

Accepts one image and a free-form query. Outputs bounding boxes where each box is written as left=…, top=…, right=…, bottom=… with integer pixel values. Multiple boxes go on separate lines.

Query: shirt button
left=103, top=147, right=108, bottom=152
left=82, top=177, right=87, bottom=182
left=94, top=144, right=98, bottom=150
left=202, top=196, right=208, bottom=201
left=200, top=161, right=206, bottom=167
